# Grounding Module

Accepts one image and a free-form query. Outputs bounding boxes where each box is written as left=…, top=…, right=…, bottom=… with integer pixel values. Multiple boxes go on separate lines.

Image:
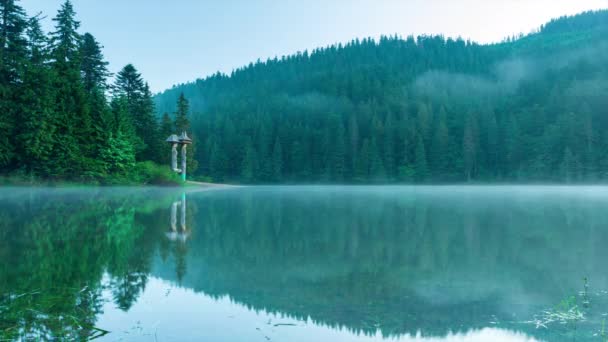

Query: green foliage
left=0, top=1, right=179, bottom=184
left=113, top=64, right=162, bottom=163
left=174, top=92, right=190, bottom=132
left=127, top=161, right=182, bottom=185
left=156, top=10, right=608, bottom=184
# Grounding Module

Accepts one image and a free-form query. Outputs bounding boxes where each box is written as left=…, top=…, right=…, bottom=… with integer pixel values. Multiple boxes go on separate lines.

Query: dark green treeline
left=156, top=10, right=608, bottom=184
left=0, top=0, right=188, bottom=183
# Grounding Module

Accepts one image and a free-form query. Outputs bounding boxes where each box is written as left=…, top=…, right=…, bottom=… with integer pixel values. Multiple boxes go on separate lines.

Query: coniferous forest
left=2, top=0, right=608, bottom=184
left=0, top=0, right=188, bottom=184
left=157, top=10, right=608, bottom=184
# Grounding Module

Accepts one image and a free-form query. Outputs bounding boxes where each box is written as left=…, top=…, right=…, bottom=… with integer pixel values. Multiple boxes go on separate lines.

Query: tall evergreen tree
left=80, top=32, right=109, bottom=93
left=430, top=106, right=449, bottom=179
left=113, top=64, right=159, bottom=161
left=172, top=94, right=197, bottom=174
left=174, top=92, right=190, bottom=133
left=272, top=137, right=283, bottom=181
left=17, top=16, right=55, bottom=174
left=49, top=0, right=91, bottom=176
left=414, top=135, right=428, bottom=181
left=0, top=0, right=28, bottom=169
left=462, top=112, right=478, bottom=181
left=159, top=112, right=174, bottom=164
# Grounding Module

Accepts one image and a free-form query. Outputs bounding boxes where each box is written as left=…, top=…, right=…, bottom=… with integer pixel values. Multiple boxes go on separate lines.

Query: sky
left=22, top=0, right=608, bottom=93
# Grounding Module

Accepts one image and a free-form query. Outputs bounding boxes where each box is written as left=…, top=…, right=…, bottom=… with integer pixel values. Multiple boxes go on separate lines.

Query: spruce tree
left=113, top=64, right=160, bottom=161
left=159, top=112, right=174, bottom=164
left=462, top=112, right=478, bottom=181
left=241, top=139, right=258, bottom=183
left=0, top=0, right=28, bottom=170
left=49, top=0, right=91, bottom=176
left=430, top=106, right=449, bottom=180
left=272, top=137, right=283, bottom=182
left=17, top=17, right=55, bottom=175
left=173, top=94, right=197, bottom=174
left=174, top=92, right=190, bottom=132
left=80, top=32, right=109, bottom=93
left=414, top=135, right=428, bottom=181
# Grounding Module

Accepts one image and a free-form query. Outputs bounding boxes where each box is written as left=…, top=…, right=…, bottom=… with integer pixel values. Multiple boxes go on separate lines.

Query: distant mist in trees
left=155, top=10, right=608, bottom=184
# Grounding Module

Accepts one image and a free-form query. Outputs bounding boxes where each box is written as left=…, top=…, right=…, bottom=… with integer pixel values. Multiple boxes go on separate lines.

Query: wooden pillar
left=180, top=192, right=187, bottom=231
left=170, top=201, right=178, bottom=231
left=181, top=144, right=187, bottom=182
left=171, top=143, right=180, bottom=172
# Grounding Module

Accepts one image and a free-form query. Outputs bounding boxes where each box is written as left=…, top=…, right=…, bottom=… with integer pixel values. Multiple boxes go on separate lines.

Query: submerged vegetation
left=157, top=10, right=608, bottom=184
left=0, top=0, right=194, bottom=185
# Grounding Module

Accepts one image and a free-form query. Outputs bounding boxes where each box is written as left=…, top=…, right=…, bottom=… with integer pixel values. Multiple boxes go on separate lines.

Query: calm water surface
left=2, top=186, right=608, bottom=341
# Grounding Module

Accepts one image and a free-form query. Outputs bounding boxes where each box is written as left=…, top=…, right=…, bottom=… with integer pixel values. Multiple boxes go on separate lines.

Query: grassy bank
left=0, top=162, right=184, bottom=187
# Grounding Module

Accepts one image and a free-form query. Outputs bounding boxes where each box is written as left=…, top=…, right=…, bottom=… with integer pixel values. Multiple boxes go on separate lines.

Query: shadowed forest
left=2, top=0, right=607, bottom=184
left=157, top=10, right=608, bottom=184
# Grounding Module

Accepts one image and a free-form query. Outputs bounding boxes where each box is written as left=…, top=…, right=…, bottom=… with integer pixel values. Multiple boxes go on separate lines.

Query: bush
left=127, top=161, right=182, bottom=186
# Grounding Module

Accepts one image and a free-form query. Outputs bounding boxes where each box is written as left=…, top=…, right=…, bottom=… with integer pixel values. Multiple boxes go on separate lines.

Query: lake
left=1, top=186, right=608, bottom=341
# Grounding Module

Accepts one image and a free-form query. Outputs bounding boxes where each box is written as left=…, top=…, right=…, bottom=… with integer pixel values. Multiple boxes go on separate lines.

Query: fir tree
left=414, top=135, right=428, bottom=181
left=17, top=17, right=55, bottom=174
left=49, top=0, right=91, bottom=176
left=0, top=0, right=28, bottom=169
left=174, top=92, right=190, bottom=133
left=113, top=64, right=159, bottom=161
left=80, top=32, right=109, bottom=93
left=272, top=137, right=283, bottom=182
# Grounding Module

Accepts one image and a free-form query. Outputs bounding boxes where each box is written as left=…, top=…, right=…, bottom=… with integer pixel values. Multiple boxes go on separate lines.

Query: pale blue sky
left=22, top=0, right=608, bottom=93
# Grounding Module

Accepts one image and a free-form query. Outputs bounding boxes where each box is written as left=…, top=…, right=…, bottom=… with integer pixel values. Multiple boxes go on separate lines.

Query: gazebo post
left=166, top=134, right=182, bottom=173
left=181, top=144, right=187, bottom=182
left=178, top=132, right=193, bottom=182
left=167, top=132, right=193, bottom=182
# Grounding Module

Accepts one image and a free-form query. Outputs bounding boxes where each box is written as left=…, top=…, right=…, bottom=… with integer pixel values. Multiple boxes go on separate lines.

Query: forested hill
left=155, top=10, right=608, bottom=183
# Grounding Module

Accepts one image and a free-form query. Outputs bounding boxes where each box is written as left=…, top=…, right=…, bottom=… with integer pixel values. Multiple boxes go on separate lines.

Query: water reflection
left=167, top=193, right=190, bottom=242
left=2, top=186, right=608, bottom=341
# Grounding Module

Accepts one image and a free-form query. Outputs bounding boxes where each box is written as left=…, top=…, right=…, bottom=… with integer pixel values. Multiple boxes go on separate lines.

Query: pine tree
left=356, top=139, right=371, bottom=181
left=0, top=0, right=28, bottom=169
left=369, top=137, right=386, bottom=181
left=17, top=17, right=55, bottom=175
left=79, top=32, right=113, bottom=175
left=140, top=83, right=161, bottom=161
left=113, top=64, right=159, bottom=161
left=383, top=112, right=396, bottom=180
left=462, top=112, right=478, bottom=181
left=560, top=147, right=576, bottom=183
left=272, top=137, right=283, bottom=182
left=174, top=92, right=190, bottom=132
left=113, top=64, right=143, bottom=101
left=482, top=109, right=498, bottom=178
left=49, top=0, right=91, bottom=176
left=430, top=106, right=449, bottom=180
left=159, top=112, right=174, bottom=164
left=172, top=94, right=197, bottom=174
left=414, top=135, right=428, bottom=181
left=241, top=139, right=258, bottom=183
left=80, top=32, right=109, bottom=93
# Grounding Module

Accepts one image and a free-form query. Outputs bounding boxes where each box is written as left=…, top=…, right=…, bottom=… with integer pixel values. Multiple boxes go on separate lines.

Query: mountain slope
left=155, top=10, right=608, bottom=183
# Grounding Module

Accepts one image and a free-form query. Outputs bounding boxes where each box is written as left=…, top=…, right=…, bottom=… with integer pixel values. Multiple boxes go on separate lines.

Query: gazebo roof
left=166, top=134, right=180, bottom=144
left=179, top=132, right=193, bottom=144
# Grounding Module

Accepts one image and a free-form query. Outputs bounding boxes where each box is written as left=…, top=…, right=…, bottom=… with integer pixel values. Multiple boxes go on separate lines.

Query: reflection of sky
left=97, top=276, right=540, bottom=342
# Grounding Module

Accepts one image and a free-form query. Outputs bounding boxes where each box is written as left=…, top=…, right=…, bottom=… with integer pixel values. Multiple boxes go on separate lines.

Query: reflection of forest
left=2, top=187, right=608, bottom=340
left=153, top=188, right=608, bottom=340
left=0, top=188, right=182, bottom=340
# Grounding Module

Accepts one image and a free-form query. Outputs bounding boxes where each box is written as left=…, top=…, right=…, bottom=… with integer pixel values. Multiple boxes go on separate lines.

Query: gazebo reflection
left=166, top=193, right=190, bottom=242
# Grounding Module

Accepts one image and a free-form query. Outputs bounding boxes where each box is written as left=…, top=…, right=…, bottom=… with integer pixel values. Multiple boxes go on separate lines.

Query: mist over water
left=2, top=186, right=608, bottom=341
